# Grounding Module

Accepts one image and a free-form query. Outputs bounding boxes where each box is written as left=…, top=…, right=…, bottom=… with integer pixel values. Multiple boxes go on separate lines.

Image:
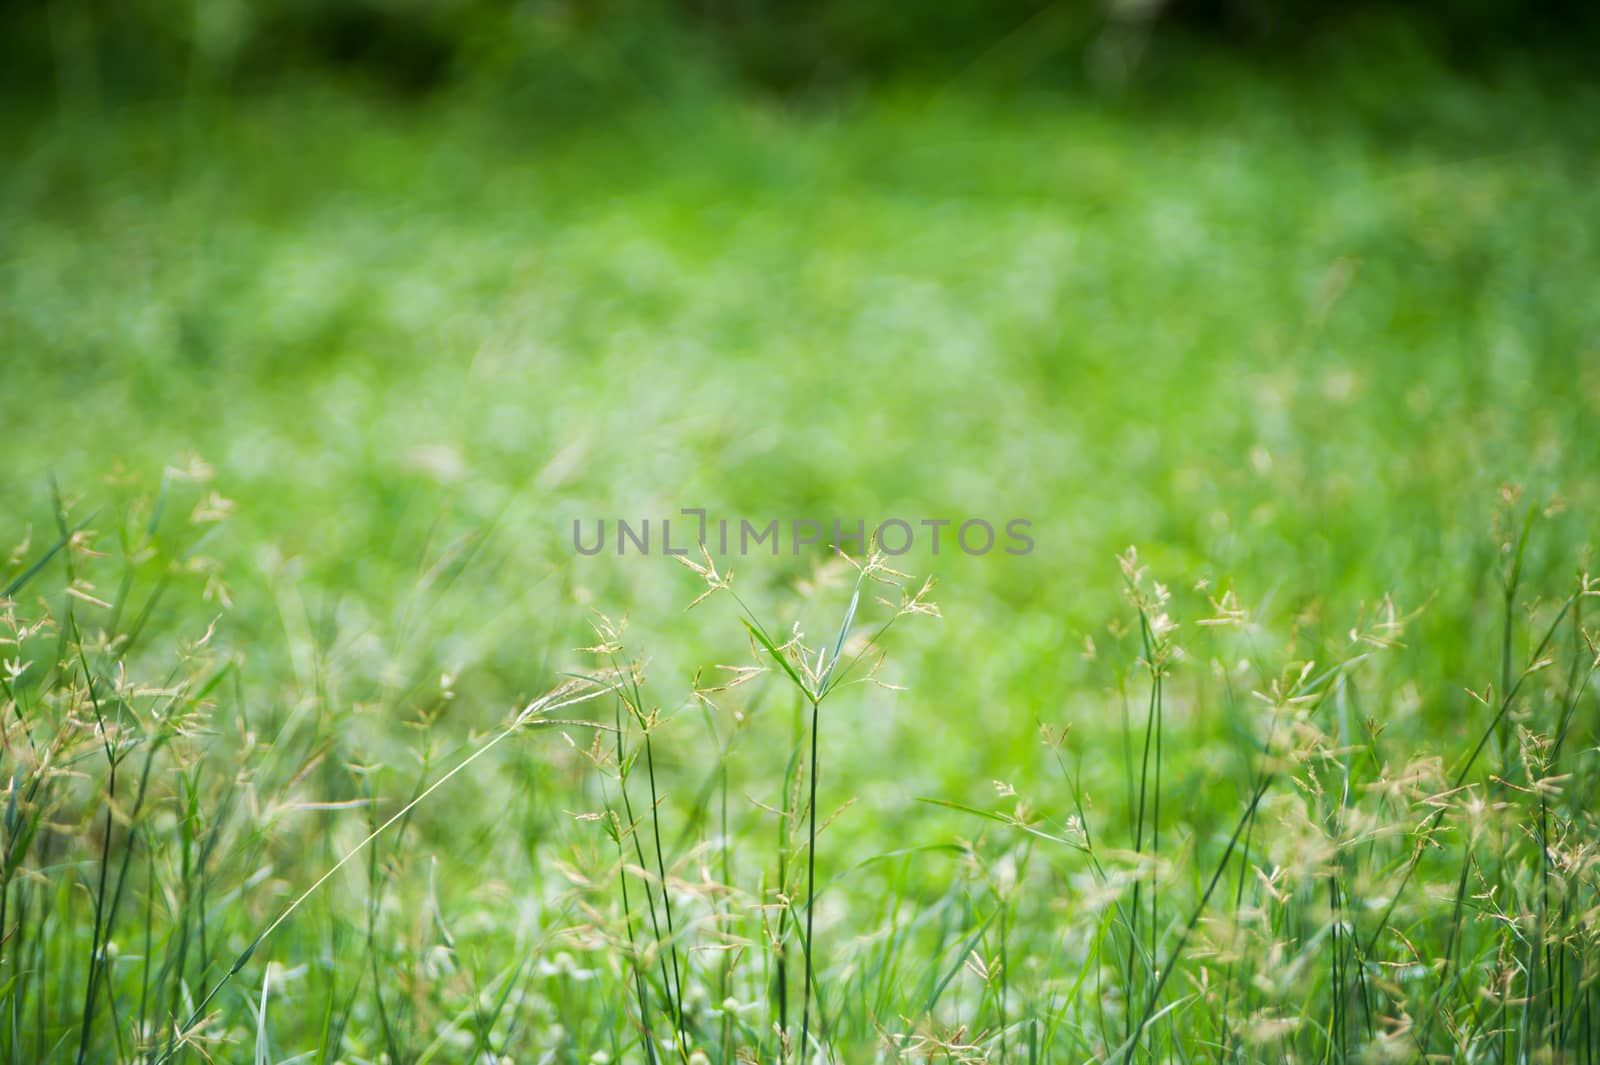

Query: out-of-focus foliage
left=4, top=0, right=1597, bottom=103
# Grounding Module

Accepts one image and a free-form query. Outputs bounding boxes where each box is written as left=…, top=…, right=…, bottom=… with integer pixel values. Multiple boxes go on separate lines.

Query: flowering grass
left=2, top=46, right=1599, bottom=1063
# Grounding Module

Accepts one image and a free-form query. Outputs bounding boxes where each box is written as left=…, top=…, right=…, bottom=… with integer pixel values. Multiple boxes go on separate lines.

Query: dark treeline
left=3, top=0, right=1595, bottom=104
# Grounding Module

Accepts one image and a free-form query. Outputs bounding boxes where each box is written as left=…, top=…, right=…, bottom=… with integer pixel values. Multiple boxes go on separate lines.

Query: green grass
left=1, top=48, right=1598, bottom=1062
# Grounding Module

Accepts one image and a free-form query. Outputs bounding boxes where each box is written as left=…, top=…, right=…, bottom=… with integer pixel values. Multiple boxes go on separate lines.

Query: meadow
left=2, top=39, right=1598, bottom=1063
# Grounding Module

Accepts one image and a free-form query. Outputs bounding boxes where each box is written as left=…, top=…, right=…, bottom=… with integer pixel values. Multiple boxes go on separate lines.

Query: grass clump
left=5, top=473, right=1595, bottom=1062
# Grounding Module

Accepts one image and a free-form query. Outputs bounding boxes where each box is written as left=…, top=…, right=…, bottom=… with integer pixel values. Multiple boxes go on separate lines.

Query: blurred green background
left=2, top=3, right=1598, bottom=1057
left=5, top=0, right=1599, bottom=822
left=6, top=0, right=1596, bottom=708
left=4, top=0, right=1597, bottom=101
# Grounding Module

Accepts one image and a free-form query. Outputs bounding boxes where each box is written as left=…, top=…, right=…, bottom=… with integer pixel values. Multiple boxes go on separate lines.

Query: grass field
left=2, top=46, right=1599, bottom=1063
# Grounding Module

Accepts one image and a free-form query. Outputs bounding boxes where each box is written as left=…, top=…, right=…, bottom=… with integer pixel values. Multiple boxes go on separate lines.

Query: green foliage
left=1, top=39, right=1598, bottom=1064
left=8, top=1, right=1597, bottom=103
